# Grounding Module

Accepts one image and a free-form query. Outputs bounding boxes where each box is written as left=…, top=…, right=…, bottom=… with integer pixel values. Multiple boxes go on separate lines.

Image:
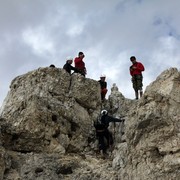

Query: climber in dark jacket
left=94, top=109, right=123, bottom=156
left=98, top=74, right=108, bottom=101
left=63, top=56, right=79, bottom=74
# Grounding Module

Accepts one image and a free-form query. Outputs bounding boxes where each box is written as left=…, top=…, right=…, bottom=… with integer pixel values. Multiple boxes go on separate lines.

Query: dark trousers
left=97, top=129, right=113, bottom=153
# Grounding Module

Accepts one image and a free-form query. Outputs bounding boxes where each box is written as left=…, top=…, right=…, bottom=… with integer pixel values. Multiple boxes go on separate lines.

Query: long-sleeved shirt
left=101, top=115, right=122, bottom=128
left=98, top=80, right=107, bottom=89
left=94, top=114, right=123, bottom=133
left=130, top=62, right=145, bottom=76
left=63, top=62, right=78, bottom=74
left=74, top=57, right=86, bottom=71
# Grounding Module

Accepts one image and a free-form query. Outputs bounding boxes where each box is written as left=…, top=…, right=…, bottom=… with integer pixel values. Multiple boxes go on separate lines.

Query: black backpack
left=94, top=114, right=107, bottom=130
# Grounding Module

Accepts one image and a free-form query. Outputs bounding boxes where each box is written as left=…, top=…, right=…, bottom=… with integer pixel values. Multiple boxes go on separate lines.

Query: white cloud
left=151, top=36, right=180, bottom=71
left=22, top=27, right=55, bottom=56
left=66, top=23, right=85, bottom=37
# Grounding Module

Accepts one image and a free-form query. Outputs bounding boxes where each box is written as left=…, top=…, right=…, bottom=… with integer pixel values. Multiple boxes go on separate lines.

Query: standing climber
left=98, top=74, right=108, bottom=101
left=129, top=56, right=145, bottom=100
left=94, top=110, right=123, bottom=157
left=63, top=56, right=79, bottom=74
left=74, top=52, right=87, bottom=77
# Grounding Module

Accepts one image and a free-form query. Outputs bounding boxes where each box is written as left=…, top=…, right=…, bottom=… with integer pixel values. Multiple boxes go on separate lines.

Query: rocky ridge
left=0, top=67, right=179, bottom=180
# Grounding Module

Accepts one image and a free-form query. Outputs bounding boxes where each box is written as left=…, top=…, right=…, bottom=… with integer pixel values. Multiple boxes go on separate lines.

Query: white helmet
left=66, top=56, right=73, bottom=61
left=100, top=74, right=106, bottom=78
left=101, top=109, right=108, bottom=115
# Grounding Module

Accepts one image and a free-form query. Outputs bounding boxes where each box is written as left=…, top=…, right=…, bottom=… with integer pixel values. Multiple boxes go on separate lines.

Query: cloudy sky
left=0, top=0, right=180, bottom=106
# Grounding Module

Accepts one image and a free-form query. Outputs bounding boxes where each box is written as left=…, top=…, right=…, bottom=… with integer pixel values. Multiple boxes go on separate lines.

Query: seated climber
left=94, top=109, right=123, bottom=157
left=98, top=74, right=108, bottom=101
left=63, top=56, right=79, bottom=74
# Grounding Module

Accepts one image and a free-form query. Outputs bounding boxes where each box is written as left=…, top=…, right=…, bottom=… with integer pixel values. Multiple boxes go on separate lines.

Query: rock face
left=0, top=68, right=101, bottom=154
left=0, top=67, right=179, bottom=180
left=117, top=68, right=180, bottom=180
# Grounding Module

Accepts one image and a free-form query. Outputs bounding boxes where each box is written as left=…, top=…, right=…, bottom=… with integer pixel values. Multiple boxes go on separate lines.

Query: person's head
left=49, top=64, right=55, bottom=68
left=130, top=56, right=137, bottom=64
left=78, top=52, right=85, bottom=59
left=100, top=74, right=106, bottom=81
left=66, top=56, right=73, bottom=64
left=101, top=109, right=108, bottom=116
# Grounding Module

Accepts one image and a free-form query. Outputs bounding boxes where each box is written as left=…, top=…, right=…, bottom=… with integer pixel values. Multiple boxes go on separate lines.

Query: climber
left=129, top=56, right=145, bottom=100
left=94, top=109, right=123, bottom=157
left=98, top=74, right=108, bottom=101
left=63, top=56, right=79, bottom=74
left=74, top=52, right=87, bottom=77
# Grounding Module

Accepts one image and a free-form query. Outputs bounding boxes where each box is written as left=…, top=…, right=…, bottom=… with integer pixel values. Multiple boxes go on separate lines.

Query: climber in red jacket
left=98, top=74, right=108, bottom=101
left=74, top=52, right=87, bottom=77
left=129, top=56, right=145, bottom=100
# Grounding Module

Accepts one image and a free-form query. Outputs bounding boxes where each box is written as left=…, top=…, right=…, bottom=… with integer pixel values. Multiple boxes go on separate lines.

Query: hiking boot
left=100, top=150, right=103, bottom=156
left=99, top=150, right=105, bottom=159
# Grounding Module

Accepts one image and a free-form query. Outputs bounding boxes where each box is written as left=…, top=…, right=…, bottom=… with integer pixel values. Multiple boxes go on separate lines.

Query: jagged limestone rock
left=0, top=147, right=6, bottom=180
left=0, top=67, right=101, bottom=155
left=118, top=67, right=180, bottom=180
left=0, top=67, right=106, bottom=179
left=0, top=67, right=179, bottom=180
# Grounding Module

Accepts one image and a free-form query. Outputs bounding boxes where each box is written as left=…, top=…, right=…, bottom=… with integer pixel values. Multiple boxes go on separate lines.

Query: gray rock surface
left=0, top=67, right=179, bottom=180
left=118, top=67, right=180, bottom=180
